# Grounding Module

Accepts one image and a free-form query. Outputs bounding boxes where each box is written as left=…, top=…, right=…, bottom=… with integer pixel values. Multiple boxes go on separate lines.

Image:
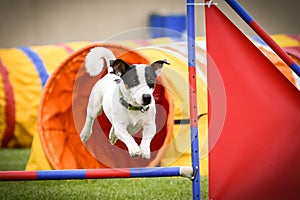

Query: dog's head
left=110, top=59, right=170, bottom=106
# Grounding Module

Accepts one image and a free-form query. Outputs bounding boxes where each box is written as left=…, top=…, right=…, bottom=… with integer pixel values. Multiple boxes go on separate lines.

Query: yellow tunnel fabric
left=0, top=48, right=41, bottom=147
left=0, top=42, right=90, bottom=147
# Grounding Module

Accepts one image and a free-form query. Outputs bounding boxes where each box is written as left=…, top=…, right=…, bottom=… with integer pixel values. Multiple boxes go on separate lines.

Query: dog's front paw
left=140, top=147, right=151, bottom=159
left=131, top=151, right=142, bottom=158
left=128, top=146, right=142, bottom=158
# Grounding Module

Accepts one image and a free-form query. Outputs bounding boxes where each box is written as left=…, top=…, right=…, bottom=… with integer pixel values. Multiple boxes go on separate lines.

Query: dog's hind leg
left=80, top=110, right=100, bottom=142
left=109, top=127, right=118, bottom=145
left=80, top=84, right=103, bottom=143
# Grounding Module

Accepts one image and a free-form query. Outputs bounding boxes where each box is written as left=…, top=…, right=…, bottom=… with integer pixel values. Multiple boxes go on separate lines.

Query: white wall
left=0, top=0, right=299, bottom=47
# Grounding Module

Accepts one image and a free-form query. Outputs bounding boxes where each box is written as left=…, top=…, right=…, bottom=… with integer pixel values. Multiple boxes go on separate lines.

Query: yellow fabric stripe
left=31, top=45, right=70, bottom=74
left=271, top=34, right=300, bottom=47
left=64, top=41, right=91, bottom=51
left=0, top=48, right=41, bottom=147
left=26, top=128, right=52, bottom=170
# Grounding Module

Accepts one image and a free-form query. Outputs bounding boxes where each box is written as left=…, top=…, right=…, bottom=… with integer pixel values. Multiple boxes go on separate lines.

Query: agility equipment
left=206, top=2, right=300, bottom=199
left=0, top=166, right=193, bottom=181
left=187, top=0, right=201, bottom=198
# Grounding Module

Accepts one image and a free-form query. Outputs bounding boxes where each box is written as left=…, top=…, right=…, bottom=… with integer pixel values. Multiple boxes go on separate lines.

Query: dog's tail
left=85, top=47, right=116, bottom=76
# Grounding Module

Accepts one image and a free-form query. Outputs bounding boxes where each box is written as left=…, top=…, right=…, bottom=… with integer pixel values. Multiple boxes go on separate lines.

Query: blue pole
left=187, top=0, right=201, bottom=199
left=225, top=0, right=300, bottom=77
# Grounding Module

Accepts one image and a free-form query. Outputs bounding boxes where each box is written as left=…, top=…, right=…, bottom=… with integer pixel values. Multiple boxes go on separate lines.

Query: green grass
left=0, top=148, right=31, bottom=170
left=0, top=148, right=208, bottom=200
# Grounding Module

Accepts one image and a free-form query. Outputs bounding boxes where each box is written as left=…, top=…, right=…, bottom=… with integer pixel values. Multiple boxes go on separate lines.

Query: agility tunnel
left=0, top=42, right=91, bottom=148
left=1, top=35, right=299, bottom=176
left=25, top=40, right=209, bottom=173
left=35, top=42, right=176, bottom=169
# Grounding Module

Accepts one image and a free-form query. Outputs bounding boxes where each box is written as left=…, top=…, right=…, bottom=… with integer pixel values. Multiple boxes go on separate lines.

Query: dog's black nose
left=142, top=94, right=152, bottom=105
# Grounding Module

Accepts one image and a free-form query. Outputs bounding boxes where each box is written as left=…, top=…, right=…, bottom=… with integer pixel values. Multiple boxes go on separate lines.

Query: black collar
left=119, top=89, right=149, bottom=113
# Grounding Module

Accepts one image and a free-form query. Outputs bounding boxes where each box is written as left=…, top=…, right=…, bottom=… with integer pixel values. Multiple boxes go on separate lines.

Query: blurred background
left=0, top=0, right=299, bottom=47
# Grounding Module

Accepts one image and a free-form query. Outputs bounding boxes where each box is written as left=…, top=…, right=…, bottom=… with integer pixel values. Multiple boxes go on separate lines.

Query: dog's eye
left=121, top=67, right=140, bottom=88
left=126, top=76, right=139, bottom=88
left=131, top=78, right=138, bottom=84
left=147, top=79, right=155, bottom=89
left=148, top=83, right=155, bottom=89
left=145, top=67, right=156, bottom=89
left=132, top=78, right=138, bottom=83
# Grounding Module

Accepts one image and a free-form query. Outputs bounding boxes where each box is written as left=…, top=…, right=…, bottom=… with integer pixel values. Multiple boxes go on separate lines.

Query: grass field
left=0, top=148, right=208, bottom=200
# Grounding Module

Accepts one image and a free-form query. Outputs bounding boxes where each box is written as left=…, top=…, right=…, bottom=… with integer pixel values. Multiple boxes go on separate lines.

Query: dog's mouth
left=142, top=102, right=150, bottom=106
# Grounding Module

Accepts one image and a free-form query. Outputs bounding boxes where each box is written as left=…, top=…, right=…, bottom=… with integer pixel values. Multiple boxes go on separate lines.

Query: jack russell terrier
left=80, top=47, right=169, bottom=159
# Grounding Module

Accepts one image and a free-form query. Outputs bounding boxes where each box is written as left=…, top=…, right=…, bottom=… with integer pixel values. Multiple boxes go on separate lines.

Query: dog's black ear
left=151, top=59, right=170, bottom=76
left=110, top=59, right=130, bottom=76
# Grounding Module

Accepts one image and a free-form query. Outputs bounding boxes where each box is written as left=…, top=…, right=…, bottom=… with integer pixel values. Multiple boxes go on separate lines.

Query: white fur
left=85, top=47, right=116, bottom=76
left=80, top=47, right=164, bottom=159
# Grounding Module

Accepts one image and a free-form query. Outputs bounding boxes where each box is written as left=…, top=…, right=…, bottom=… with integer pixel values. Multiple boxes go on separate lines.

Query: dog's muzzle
left=142, top=94, right=151, bottom=106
